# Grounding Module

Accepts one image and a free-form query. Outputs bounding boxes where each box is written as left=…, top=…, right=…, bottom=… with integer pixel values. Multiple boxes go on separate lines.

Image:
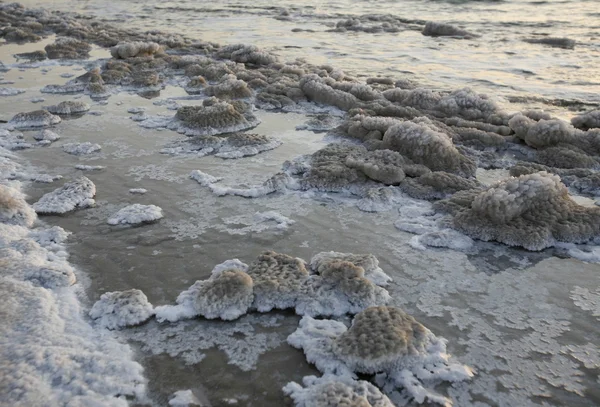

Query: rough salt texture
left=205, top=76, right=253, bottom=99
left=46, top=100, right=90, bottom=115
left=288, top=307, right=473, bottom=406
left=284, top=374, right=394, bottom=407
left=110, top=41, right=162, bottom=59
left=422, top=22, right=476, bottom=38
left=33, top=129, right=60, bottom=143
left=33, top=177, right=96, bottom=214
left=0, top=87, right=25, bottom=96
left=190, top=170, right=222, bottom=186
left=0, top=183, right=37, bottom=227
left=310, top=251, right=392, bottom=287
left=155, top=269, right=254, bottom=322
left=89, top=289, right=154, bottom=330
left=169, top=390, right=203, bottom=406
left=435, top=171, right=600, bottom=250
left=8, top=110, right=61, bottom=128
left=216, top=43, right=278, bottom=65
left=62, top=142, right=102, bottom=155
left=523, top=37, right=576, bottom=49
left=44, top=37, right=92, bottom=59
left=107, top=204, right=163, bottom=225
left=571, top=110, right=600, bottom=130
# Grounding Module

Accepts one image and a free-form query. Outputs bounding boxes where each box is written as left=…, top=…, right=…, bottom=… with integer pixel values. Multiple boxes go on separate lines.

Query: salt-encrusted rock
left=422, top=22, right=476, bottom=38
left=89, top=289, right=154, bottom=329
left=435, top=171, right=600, bottom=250
left=283, top=374, right=394, bottom=407
left=400, top=171, right=481, bottom=200
left=33, top=129, right=60, bottom=143
left=0, top=184, right=37, bottom=227
left=46, top=100, right=90, bottom=115
left=8, top=110, right=61, bottom=128
left=155, top=269, right=254, bottom=322
left=110, top=42, right=162, bottom=59
left=204, top=75, right=252, bottom=99
left=62, top=142, right=101, bottom=155
left=33, top=177, right=96, bottom=214
left=169, top=390, right=203, bottom=407
left=107, top=204, right=163, bottom=225
left=45, top=37, right=92, bottom=59
left=508, top=114, right=576, bottom=149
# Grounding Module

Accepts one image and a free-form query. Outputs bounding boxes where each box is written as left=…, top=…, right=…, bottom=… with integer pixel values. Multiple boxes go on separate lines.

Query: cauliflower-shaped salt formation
left=437, top=88, right=498, bottom=120
left=216, top=44, right=278, bottom=65
left=110, top=42, right=162, bottom=59
left=310, top=251, right=392, bottom=286
left=283, top=374, right=394, bottom=407
left=436, top=171, right=600, bottom=250
left=400, top=171, right=480, bottom=200
left=170, top=97, right=260, bottom=136
left=62, top=142, right=101, bottom=155
left=571, top=110, right=600, bottom=130
left=33, top=129, right=60, bottom=143
left=107, top=204, right=163, bottom=226
left=44, top=37, right=91, bottom=59
left=288, top=307, right=473, bottom=406
left=508, top=114, right=576, bottom=148
left=382, top=121, right=476, bottom=177
left=299, top=74, right=362, bottom=111
left=33, top=176, right=96, bottom=214
left=155, top=269, right=253, bottom=322
left=246, top=251, right=310, bottom=312
left=204, top=75, right=253, bottom=99
left=8, top=110, right=61, bottom=128
left=89, top=289, right=154, bottom=329
left=45, top=100, right=90, bottom=115
left=0, top=184, right=37, bottom=227
left=300, top=144, right=367, bottom=192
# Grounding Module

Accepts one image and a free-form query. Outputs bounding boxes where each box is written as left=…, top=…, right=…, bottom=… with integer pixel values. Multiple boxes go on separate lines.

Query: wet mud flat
left=1, top=2, right=600, bottom=407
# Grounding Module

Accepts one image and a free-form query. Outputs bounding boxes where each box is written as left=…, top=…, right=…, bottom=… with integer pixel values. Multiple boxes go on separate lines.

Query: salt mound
left=169, top=390, right=203, bottom=406
left=9, top=110, right=61, bottom=128
left=0, top=87, right=25, bottom=96
left=90, top=289, right=154, bottom=329
left=169, top=98, right=260, bottom=136
left=33, top=176, right=96, bottom=214
left=62, top=142, right=101, bottom=155
left=46, top=100, right=90, bottom=115
left=0, top=183, right=37, bottom=227
left=110, top=42, right=162, bottom=59
left=33, top=129, right=60, bottom=143
left=436, top=171, right=600, bottom=250
left=508, top=114, right=576, bottom=148
left=310, top=251, right=392, bottom=286
left=190, top=169, right=222, bottom=186
left=216, top=43, right=278, bottom=65
left=205, top=75, right=253, bottom=99
left=422, top=22, right=476, bottom=38
left=44, top=37, right=92, bottom=59
left=155, top=269, right=254, bottom=322
left=572, top=110, right=600, bottom=130
left=107, top=204, right=163, bottom=225
left=40, top=83, right=86, bottom=94
left=284, top=374, right=394, bottom=407
left=288, top=307, right=473, bottom=406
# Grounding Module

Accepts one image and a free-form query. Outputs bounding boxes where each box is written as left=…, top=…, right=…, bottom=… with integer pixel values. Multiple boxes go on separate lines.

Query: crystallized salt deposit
left=190, top=169, right=222, bottom=186
left=46, top=100, right=90, bottom=115
left=33, top=129, right=60, bottom=143
left=8, top=110, right=61, bottom=128
left=129, top=188, right=147, bottom=194
left=33, top=176, right=96, bottom=214
left=0, top=183, right=37, bottom=227
left=90, top=289, right=155, bottom=329
left=75, top=164, right=105, bottom=171
left=169, top=390, right=203, bottom=407
left=62, top=142, right=101, bottom=155
left=0, top=87, right=25, bottom=96
left=107, top=203, right=163, bottom=225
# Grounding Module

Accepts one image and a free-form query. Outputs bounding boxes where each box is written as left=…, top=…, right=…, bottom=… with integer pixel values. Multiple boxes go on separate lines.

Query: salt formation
left=162, top=133, right=281, bottom=159
left=422, top=22, right=476, bottom=38
left=572, top=110, right=600, bottom=130
left=205, top=75, right=253, bottom=99
left=90, top=289, right=154, bottom=329
left=436, top=171, right=600, bottom=250
left=184, top=76, right=206, bottom=94
left=8, top=110, right=61, bottom=128
left=0, top=87, right=25, bottom=96
left=190, top=170, right=222, bottom=186
left=110, top=41, right=162, bottom=59
left=283, top=374, right=394, bottom=407
left=46, top=100, right=90, bottom=115
left=523, top=37, right=576, bottom=49
left=107, top=204, right=163, bottom=225
left=310, top=251, right=392, bottom=286
left=40, top=83, right=86, bottom=94
left=75, top=164, right=105, bottom=171
left=0, top=183, right=37, bottom=227
left=44, top=37, right=92, bottom=59
left=216, top=43, right=278, bottom=65
left=155, top=269, right=254, bottom=322
left=0, top=129, right=33, bottom=150
left=287, top=307, right=472, bottom=406
left=129, top=188, right=147, bottom=194
left=33, top=177, right=96, bottom=214
left=62, top=142, right=102, bottom=155
left=148, top=98, right=260, bottom=137
left=169, top=390, right=203, bottom=407
left=33, top=129, right=60, bottom=144
left=508, top=114, right=577, bottom=148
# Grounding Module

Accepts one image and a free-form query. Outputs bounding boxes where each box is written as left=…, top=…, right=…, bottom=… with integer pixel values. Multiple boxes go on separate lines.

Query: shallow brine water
left=1, top=1, right=600, bottom=407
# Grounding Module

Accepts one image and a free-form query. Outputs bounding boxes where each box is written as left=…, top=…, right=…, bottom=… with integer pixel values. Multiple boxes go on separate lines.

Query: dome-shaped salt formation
left=90, top=289, right=154, bottom=329
left=183, top=76, right=206, bottom=95
left=400, top=171, right=481, bottom=200
left=204, top=75, right=253, bottom=99
left=0, top=184, right=37, bottom=227
left=110, top=42, right=162, bottom=59
left=33, top=177, right=96, bottom=214
left=45, top=100, right=90, bottom=115
left=170, top=97, right=260, bottom=136
left=571, top=110, right=600, bottom=130
left=435, top=171, right=600, bottom=250
left=287, top=306, right=473, bottom=406
left=44, top=37, right=91, bottom=59
left=216, top=44, right=278, bottom=65
left=155, top=269, right=254, bottom=322
left=8, top=110, right=61, bottom=128
left=107, top=204, right=163, bottom=226
left=422, top=22, right=476, bottom=38
left=310, top=251, right=392, bottom=287
left=508, top=114, right=576, bottom=148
